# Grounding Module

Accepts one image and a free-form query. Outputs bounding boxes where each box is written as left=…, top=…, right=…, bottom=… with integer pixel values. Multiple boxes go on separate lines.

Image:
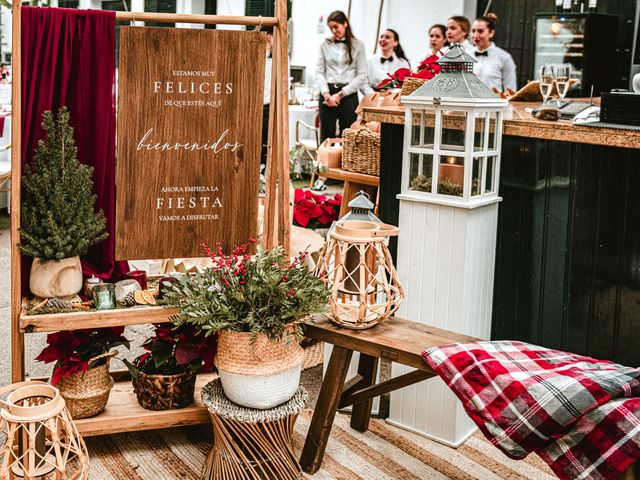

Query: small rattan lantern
left=0, top=381, right=89, bottom=480
left=315, top=221, right=403, bottom=329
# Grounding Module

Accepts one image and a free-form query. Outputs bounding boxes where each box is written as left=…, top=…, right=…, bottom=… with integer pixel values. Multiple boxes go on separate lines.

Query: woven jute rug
left=78, top=342, right=556, bottom=479
left=82, top=410, right=555, bottom=479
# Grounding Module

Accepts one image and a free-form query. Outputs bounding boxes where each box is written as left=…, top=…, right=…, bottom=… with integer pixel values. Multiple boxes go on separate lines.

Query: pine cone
left=47, top=298, right=72, bottom=309
left=123, top=291, right=137, bottom=307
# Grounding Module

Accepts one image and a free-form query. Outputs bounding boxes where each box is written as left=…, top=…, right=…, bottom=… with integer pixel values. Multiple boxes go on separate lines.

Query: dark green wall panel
left=493, top=137, right=640, bottom=365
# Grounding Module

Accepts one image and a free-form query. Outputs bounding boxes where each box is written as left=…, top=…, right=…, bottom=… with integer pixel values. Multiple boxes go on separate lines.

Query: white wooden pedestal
left=388, top=195, right=499, bottom=446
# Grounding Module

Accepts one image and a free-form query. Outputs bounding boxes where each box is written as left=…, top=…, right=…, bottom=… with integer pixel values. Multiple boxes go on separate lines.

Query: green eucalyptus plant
left=163, top=240, right=330, bottom=341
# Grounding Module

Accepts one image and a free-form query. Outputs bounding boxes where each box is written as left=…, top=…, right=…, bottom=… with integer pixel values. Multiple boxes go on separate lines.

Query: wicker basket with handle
left=56, top=350, right=116, bottom=419
left=342, top=128, right=381, bottom=177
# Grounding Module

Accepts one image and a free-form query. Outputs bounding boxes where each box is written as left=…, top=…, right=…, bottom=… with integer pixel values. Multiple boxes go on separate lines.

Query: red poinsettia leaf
left=293, top=208, right=311, bottom=227
left=35, top=345, right=62, bottom=364
left=309, top=204, right=324, bottom=219
left=175, top=342, right=200, bottom=365
left=419, top=54, right=440, bottom=67
left=375, top=77, right=393, bottom=90
left=294, top=188, right=306, bottom=204
left=51, top=361, right=89, bottom=385
left=327, top=195, right=342, bottom=206
left=311, top=192, right=327, bottom=203
left=415, top=68, right=435, bottom=80
left=393, top=67, right=412, bottom=82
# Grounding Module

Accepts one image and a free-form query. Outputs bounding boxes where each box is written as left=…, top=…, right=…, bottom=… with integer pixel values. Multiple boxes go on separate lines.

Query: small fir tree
left=20, top=107, right=108, bottom=261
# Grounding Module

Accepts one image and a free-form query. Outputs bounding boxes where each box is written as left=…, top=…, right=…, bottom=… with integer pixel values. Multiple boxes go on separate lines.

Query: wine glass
left=555, top=63, right=571, bottom=106
left=539, top=64, right=556, bottom=105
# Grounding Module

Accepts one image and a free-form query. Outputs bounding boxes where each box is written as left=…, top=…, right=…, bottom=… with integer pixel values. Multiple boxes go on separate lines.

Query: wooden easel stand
left=10, top=1, right=291, bottom=437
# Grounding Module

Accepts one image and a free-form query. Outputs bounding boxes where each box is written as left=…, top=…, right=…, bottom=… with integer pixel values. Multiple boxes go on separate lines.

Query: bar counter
left=363, top=100, right=640, bottom=150
left=362, top=100, right=640, bottom=367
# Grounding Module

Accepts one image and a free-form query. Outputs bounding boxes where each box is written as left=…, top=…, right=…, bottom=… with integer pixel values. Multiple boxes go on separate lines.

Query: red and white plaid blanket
left=422, top=341, right=640, bottom=480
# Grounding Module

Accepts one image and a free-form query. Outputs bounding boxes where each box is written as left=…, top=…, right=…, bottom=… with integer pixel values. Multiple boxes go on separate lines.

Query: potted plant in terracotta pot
left=20, top=107, right=107, bottom=299
left=123, top=323, right=217, bottom=411
left=164, top=240, right=330, bottom=409
left=36, top=327, right=130, bottom=419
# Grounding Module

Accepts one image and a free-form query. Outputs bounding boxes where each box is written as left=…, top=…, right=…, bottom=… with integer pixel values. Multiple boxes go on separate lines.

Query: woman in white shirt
left=428, top=24, right=447, bottom=56
left=471, top=15, right=517, bottom=93
left=363, top=29, right=410, bottom=94
left=316, top=10, right=367, bottom=142
left=446, top=16, right=474, bottom=53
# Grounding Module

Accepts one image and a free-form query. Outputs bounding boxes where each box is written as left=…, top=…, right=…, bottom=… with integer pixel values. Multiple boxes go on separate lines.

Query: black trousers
left=318, top=84, right=358, bottom=142
left=261, top=103, right=270, bottom=166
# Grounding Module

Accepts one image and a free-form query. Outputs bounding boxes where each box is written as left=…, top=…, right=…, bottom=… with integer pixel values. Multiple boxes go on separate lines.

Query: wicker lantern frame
left=315, top=221, right=404, bottom=329
left=0, top=381, right=89, bottom=480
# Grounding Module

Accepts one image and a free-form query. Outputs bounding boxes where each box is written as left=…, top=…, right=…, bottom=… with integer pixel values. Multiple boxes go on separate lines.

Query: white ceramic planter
left=214, top=330, right=304, bottom=409
left=30, top=255, right=83, bottom=298
left=217, top=364, right=302, bottom=409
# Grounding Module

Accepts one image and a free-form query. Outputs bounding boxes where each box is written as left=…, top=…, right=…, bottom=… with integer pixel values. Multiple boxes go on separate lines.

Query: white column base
left=388, top=198, right=498, bottom=445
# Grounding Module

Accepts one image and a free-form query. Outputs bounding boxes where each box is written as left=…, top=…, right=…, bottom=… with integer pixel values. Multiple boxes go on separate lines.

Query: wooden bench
left=299, top=314, right=477, bottom=474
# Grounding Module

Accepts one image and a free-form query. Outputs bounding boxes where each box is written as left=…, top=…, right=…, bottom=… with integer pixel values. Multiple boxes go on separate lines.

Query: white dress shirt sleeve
left=316, top=43, right=330, bottom=96
left=341, top=40, right=368, bottom=96
left=501, top=53, right=517, bottom=92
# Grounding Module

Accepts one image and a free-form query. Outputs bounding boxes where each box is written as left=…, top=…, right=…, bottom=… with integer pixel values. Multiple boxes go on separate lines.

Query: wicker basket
left=342, top=128, right=381, bottom=177
left=56, top=351, right=115, bottom=419
left=400, top=77, right=428, bottom=96
left=132, top=367, right=196, bottom=411
left=215, top=330, right=304, bottom=409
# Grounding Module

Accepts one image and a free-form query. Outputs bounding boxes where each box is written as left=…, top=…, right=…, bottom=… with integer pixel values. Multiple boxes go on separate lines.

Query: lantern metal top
left=401, top=43, right=508, bottom=107
left=436, top=44, right=476, bottom=73
left=348, top=190, right=375, bottom=211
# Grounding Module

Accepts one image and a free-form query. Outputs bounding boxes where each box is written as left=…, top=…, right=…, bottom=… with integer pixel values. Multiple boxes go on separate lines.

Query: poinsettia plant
left=123, top=323, right=217, bottom=377
left=36, top=327, right=130, bottom=385
left=375, top=54, right=442, bottom=90
left=293, top=188, right=342, bottom=229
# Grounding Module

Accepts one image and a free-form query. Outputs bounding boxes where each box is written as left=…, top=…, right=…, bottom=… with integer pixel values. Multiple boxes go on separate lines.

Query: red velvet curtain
left=21, top=6, right=128, bottom=293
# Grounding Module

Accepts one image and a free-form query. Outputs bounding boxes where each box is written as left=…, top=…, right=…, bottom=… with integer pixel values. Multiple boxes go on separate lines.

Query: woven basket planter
left=132, top=367, right=196, bottom=411
left=342, top=128, right=381, bottom=177
left=400, top=77, right=427, bottom=96
left=215, top=330, right=304, bottom=409
left=56, top=351, right=115, bottom=419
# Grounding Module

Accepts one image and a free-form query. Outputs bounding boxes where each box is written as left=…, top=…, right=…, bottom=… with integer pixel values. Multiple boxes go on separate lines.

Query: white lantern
left=400, top=44, right=507, bottom=208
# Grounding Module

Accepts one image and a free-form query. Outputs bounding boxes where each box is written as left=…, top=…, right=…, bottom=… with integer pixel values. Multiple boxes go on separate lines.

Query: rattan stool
left=201, top=379, right=307, bottom=480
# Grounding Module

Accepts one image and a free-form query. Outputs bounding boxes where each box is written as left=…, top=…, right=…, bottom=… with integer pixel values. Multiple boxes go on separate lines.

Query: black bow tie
left=335, top=39, right=346, bottom=44
left=475, top=50, right=489, bottom=57
left=380, top=56, right=393, bottom=64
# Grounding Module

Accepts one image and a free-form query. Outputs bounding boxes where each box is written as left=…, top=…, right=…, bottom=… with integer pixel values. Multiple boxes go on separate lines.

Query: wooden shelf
left=20, top=304, right=178, bottom=333
left=322, top=168, right=380, bottom=186
left=75, top=373, right=216, bottom=437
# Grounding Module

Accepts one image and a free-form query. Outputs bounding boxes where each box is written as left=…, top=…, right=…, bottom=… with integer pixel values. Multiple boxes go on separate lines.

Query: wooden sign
left=115, top=27, right=266, bottom=260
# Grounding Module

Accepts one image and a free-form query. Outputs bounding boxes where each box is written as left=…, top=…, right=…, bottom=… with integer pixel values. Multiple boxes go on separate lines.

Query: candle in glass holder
left=93, top=283, right=116, bottom=310
left=126, top=270, right=147, bottom=291
left=83, top=275, right=103, bottom=298
left=439, top=157, right=464, bottom=185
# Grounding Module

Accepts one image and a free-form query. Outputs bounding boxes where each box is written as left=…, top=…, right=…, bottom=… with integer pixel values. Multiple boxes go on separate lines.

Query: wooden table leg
left=300, top=346, right=353, bottom=474
left=349, top=353, right=379, bottom=432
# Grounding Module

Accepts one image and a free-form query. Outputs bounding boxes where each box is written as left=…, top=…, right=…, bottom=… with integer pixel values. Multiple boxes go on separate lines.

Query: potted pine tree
left=20, top=107, right=107, bottom=298
left=164, top=240, right=330, bottom=409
